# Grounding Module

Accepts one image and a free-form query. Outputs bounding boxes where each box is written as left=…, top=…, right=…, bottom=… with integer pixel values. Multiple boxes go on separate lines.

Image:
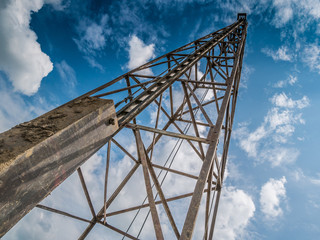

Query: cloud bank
left=234, top=92, right=309, bottom=167
left=260, top=176, right=287, bottom=220
left=127, top=35, right=155, bottom=75
left=215, top=187, right=255, bottom=239
left=0, top=0, right=62, bottom=95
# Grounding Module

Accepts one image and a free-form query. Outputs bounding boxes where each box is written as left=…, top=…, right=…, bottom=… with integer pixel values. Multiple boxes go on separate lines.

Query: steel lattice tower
left=0, top=14, right=247, bottom=239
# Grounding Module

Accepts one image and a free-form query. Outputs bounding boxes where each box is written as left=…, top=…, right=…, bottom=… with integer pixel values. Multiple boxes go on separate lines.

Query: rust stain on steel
left=0, top=97, right=118, bottom=237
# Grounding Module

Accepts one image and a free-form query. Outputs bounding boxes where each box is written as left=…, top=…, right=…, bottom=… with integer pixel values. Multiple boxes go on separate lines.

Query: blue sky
left=1, top=0, right=320, bottom=239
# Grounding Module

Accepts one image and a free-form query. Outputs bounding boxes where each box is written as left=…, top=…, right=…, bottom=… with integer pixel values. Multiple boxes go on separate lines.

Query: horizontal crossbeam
left=126, top=123, right=211, bottom=144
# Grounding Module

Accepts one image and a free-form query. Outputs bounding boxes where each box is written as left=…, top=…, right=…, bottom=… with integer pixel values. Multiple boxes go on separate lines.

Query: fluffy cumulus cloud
left=271, top=92, right=309, bottom=109
left=127, top=35, right=155, bottom=75
left=302, top=42, right=320, bottom=74
left=260, top=177, right=287, bottom=219
left=262, top=46, right=294, bottom=62
left=0, top=0, right=61, bottom=96
left=74, top=14, right=111, bottom=70
left=234, top=93, right=309, bottom=167
left=215, top=187, right=255, bottom=239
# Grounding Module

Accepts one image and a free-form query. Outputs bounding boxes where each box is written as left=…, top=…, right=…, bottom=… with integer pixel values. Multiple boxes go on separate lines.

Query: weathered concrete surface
left=0, top=97, right=118, bottom=237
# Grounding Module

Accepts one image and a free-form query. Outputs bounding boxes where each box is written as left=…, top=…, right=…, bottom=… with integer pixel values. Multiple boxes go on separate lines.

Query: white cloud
left=45, top=0, right=68, bottom=10
left=288, top=75, right=298, bottom=85
left=83, top=56, right=104, bottom=72
left=274, top=80, right=286, bottom=88
left=274, top=81, right=285, bottom=88
left=308, top=173, right=320, bottom=186
left=127, top=35, right=155, bottom=75
left=234, top=93, right=308, bottom=166
left=5, top=207, right=86, bottom=240
left=274, top=75, right=298, bottom=88
left=262, top=46, right=294, bottom=62
left=260, top=147, right=299, bottom=167
left=271, top=0, right=294, bottom=27
left=55, top=60, right=77, bottom=89
left=55, top=60, right=77, bottom=96
left=240, top=64, right=255, bottom=88
left=265, top=107, right=306, bottom=132
left=268, top=0, right=320, bottom=30
left=302, top=42, right=320, bottom=74
left=5, top=152, right=105, bottom=240
left=290, top=169, right=320, bottom=188
left=310, top=178, right=320, bottom=186
left=271, top=93, right=309, bottom=109
left=260, top=176, right=287, bottom=219
left=317, top=23, right=320, bottom=35
left=0, top=0, right=58, bottom=95
left=74, top=14, right=111, bottom=70
left=296, top=0, right=320, bottom=19
left=75, top=14, right=109, bottom=54
left=236, top=124, right=267, bottom=158
left=215, top=187, right=255, bottom=239
left=108, top=0, right=169, bottom=46
left=0, top=76, right=54, bottom=133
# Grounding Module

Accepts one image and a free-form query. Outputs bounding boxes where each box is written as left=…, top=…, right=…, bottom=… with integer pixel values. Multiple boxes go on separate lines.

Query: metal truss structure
left=1, top=14, right=247, bottom=239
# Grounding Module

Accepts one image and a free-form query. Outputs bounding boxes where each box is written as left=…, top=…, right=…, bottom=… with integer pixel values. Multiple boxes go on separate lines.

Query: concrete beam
left=0, top=97, right=118, bottom=237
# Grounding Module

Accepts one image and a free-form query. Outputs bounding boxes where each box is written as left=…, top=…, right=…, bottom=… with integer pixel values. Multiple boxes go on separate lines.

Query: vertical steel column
left=180, top=18, right=247, bottom=239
